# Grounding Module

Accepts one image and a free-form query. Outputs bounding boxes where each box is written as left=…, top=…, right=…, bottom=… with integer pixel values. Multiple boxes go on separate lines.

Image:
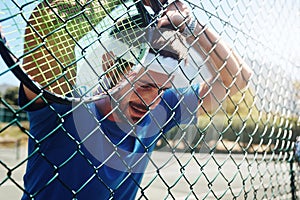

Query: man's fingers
left=157, top=15, right=170, bottom=28
left=157, top=1, right=191, bottom=30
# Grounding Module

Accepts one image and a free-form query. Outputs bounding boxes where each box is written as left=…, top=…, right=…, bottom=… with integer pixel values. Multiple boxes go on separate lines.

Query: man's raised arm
left=157, top=1, right=253, bottom=114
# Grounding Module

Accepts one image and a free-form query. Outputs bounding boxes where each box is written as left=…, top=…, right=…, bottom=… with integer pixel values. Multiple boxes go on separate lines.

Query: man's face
left=114, top=69, right=173, bottom=123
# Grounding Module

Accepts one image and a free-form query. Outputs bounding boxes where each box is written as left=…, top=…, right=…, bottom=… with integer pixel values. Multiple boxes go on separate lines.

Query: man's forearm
left=187, top=20, right=252, bottom=95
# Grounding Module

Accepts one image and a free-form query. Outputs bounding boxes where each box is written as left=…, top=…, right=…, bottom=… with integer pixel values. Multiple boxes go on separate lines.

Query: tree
left=225, top=88, right=258, bottom=117
left=3, top=86, right=19, bottom=105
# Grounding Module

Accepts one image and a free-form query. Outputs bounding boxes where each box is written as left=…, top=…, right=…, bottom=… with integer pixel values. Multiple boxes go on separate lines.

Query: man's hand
left=157, top=1, right=191, bottom=32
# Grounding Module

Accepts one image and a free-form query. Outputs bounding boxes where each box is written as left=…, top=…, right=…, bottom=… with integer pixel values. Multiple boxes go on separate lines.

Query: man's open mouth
left=129, top=102, right=148, bottom=116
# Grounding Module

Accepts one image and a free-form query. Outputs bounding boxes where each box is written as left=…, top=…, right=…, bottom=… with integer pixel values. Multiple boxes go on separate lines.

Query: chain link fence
left=0, top=0, right=300, bottom=199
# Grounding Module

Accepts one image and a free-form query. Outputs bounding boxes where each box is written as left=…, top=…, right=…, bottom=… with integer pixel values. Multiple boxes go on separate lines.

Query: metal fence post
left=290, top=157, right=296, bottom=200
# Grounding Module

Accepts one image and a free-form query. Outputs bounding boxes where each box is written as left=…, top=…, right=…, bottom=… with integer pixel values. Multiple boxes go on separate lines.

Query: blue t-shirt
left=20, top=85, right=199, bottom=200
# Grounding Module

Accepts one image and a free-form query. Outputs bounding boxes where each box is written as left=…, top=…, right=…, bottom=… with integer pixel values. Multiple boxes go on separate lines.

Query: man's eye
left=140, top=85, right=151, bottom=89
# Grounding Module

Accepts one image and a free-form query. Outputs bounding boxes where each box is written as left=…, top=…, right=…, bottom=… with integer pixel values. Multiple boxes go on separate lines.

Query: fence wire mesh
left=0, top=0, right=300, bottom=199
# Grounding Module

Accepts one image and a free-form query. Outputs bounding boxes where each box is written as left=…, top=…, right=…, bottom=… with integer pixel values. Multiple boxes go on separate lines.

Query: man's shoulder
left=162, top=84, right=200, bottom=103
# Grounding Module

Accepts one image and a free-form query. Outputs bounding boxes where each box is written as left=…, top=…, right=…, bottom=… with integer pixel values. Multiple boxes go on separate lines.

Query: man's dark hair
left=111, top=15, right=188, bottom=61
left=149, top=27, right=188, bottom=62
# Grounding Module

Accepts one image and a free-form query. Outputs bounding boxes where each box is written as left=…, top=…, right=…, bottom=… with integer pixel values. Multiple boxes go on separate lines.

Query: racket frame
left=0, top=0, right=154, bottom=104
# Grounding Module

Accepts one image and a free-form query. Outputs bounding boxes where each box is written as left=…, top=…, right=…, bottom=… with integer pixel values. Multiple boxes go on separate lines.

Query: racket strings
left=2, top=0, right=150, bottom=100
left=60, top=0, right=138, bottom=95
left=97, top=12, right=147, bottom=91
left=105, top=59, right=134, bottom=89
left=22, top=5, right=75, bottom=95
left=81, top=1, right=145, bottom=91
left=21, top=0, right=125, bottom=97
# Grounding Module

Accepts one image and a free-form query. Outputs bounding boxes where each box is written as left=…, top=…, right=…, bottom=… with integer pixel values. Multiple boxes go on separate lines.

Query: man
left=295, top=136, right=300, bottom=166
left=20, top=1, right=252, bottom=199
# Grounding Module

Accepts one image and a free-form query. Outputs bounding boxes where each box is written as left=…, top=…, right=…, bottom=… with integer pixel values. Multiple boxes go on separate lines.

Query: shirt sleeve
left=18, top=84, right=72, bottom=140
left=18, top=84, right=48, bottom=111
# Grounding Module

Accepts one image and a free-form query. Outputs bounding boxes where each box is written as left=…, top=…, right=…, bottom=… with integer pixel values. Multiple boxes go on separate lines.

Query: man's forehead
left=136, top=69, right=173, bottom=87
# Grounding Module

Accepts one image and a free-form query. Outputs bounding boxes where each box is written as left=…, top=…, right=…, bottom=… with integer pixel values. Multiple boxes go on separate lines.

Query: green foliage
left=157, top=113, right=298, bottom=155
left=157, top=88, right=298, bottom=155
left=225, top=88, right=257, bottom=117
left=3, top=86, right=19, bottom=105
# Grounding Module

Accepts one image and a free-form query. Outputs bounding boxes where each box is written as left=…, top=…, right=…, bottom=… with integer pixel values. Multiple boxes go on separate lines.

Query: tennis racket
left=0, top=0, right=161, bottom=104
